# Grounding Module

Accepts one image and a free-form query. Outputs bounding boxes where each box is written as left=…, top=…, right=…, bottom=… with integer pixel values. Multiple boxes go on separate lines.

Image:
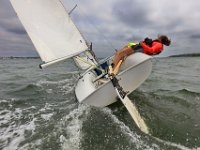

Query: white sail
left=10, top=0, right=88, bottom=67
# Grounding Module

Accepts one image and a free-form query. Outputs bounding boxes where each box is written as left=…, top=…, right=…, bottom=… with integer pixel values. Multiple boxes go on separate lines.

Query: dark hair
left=159, top=35, right=171, bottom=46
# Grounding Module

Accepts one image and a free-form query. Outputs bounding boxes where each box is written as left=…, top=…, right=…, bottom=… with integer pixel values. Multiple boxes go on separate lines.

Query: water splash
left=0, top=107, right=36, bottom=150
left=59, top=104, right=90, bottom=150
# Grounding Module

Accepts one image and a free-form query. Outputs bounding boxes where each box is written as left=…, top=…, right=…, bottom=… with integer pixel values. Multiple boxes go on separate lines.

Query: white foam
left=41, top=113, right=54, bottom=121
left=153, top=137, right=194, bottom=150
left=59, top=86, right=75, bottom=96
left=0, top=108, right=37, bottom=150
left=0, top=99, right=8, bottom=103
left=0, top=108, right=22, bottom=126
left=59, top=104, right=90, bottom=150
left=46, top=88, right=53, bottom=93
left=17, top=139, right=42, bottom=150
left=36, top=78, right=75, bottom=86
left=36, top=77, right=76, bottom=95
left=39, top=103, right=54, bottom=112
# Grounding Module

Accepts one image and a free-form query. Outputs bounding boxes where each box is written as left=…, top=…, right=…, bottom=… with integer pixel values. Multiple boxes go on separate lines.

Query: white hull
left=75, top=53, right=152, bottom=107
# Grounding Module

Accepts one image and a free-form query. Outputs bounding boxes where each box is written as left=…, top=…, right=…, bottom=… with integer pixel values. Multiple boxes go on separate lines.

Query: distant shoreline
left=169, top=53, right=200, bottom=57
left=1, top=53, right=200, bottom=59
left=0, top=57, right=39, bottom=59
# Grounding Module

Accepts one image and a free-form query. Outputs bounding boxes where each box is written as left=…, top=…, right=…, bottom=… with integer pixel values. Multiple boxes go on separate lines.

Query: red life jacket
left=141, top=41, right=163, bottom=55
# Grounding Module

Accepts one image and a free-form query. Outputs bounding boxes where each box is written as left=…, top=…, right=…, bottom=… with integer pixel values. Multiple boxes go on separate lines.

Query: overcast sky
left=0, top=0, right=200, bottom=57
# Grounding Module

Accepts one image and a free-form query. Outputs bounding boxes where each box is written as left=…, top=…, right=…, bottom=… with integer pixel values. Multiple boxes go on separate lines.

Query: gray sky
left=0, top=0, right=200, bottom=57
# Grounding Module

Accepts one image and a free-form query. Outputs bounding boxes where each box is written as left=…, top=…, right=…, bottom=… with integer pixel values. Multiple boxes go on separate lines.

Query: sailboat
left=10, top=0, right=152, bottom=134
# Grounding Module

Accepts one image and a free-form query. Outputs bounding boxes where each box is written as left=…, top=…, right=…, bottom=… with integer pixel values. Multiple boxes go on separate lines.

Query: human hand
left=139, top=41, right=144, bottom=45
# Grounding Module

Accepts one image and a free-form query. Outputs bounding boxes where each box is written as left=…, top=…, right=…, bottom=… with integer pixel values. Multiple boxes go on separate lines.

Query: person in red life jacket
left=112, top=35, right=171, bottom=70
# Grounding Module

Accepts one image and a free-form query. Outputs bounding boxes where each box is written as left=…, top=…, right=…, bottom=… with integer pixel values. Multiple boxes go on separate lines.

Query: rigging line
left=85, top=50, right=98, bottom=65
left=69, top=4, right=77, bottom=15
left=75, top=56, right=96, bottom=67
left=74, top=3, right=116, bottom=51
left=75, top=56, right=105, bottom=73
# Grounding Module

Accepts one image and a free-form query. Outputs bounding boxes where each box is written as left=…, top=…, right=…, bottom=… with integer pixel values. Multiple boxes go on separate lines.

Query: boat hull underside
left=75, top=53, right=152, bottom=107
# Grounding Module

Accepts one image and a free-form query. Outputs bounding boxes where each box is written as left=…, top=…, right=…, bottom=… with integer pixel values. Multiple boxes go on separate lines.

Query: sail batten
left=10, top=0, right=88, bottom=65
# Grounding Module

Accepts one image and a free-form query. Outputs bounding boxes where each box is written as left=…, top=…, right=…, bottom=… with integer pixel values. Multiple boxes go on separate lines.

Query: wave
left=151, top=88, right=200, bottom=108
left=128, top=89, right=200, bottom=148
left=101, top=107, right=194, bottom=150
left=59, top=104, right=90, bottom=150
left=38, top=71, right=79, bottom=81
left=0, top=97, right=81, bottom=150
left=153, top=88, right=200, bottom=95
left=8, top=76, right=77, bottom=97
left=176, top=88, right=200, bottom=96
left=101, top=107, right=158, bottom=149
left=37, top=79, right=70, bottom=86
left=0, top=108, right=37, bottom=150
left=8, top=84, right=45, bottom=97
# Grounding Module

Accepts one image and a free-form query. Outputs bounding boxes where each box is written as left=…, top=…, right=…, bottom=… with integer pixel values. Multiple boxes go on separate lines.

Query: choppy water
left=0, top=57, right=200, bottom=150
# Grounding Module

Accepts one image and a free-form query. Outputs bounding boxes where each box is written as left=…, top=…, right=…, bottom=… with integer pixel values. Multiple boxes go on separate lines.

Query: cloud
left=0, top=20, right=26, bottom=35
left=0, top=0, right=200, bottom=57
left=190, top=34, right=200, bottom=39
left=112, top=0, right=152, bottom=28
left=0, top=0, right=36, bottom=57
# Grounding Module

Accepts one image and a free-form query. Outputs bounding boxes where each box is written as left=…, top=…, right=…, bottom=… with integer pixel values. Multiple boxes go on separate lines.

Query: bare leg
left=112, top=47, right=134, bottom=70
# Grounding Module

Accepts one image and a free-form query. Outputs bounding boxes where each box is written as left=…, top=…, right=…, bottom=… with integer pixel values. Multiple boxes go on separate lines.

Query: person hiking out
left=112, top=35, right=171, bottom=70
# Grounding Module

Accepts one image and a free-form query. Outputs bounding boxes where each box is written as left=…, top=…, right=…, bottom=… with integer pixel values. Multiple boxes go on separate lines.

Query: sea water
left=0, top=57, right=200, bottom=150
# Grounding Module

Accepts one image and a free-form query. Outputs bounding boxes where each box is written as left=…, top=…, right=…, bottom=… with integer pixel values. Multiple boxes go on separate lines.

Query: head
left=158, top=35, right=171, bottom=46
